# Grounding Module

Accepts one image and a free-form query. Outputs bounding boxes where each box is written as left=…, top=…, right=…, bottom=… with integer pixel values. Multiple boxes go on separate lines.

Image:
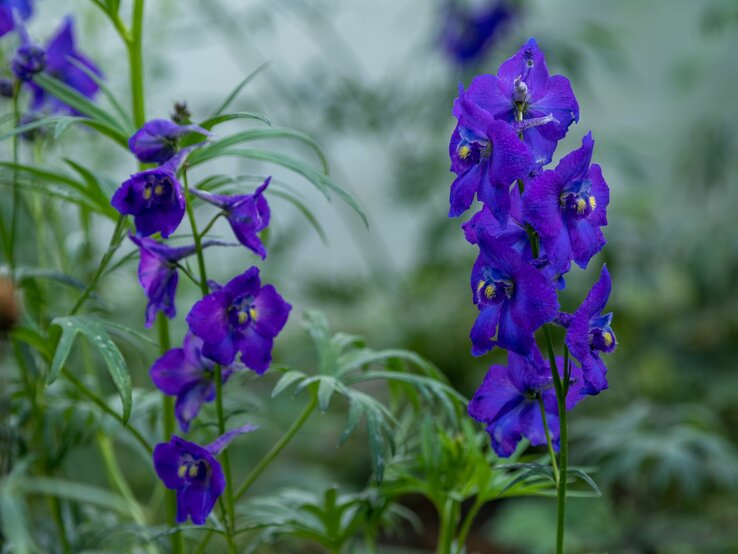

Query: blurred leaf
left=200, top=111, right=272, bottom=130
left=210, top=60, right=272, bottom=117
left=49, top=315, right=132, bottom=422
left=567, top=468, right=601, bottom=496
left=13, top=476, right=130, bottom=514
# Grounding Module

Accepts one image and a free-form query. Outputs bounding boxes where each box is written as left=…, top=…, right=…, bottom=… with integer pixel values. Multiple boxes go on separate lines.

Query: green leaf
left=13, top=476, right=130, bottom=514
left=0, top=115, right=79, bottom=143
left=211, top=61, right=272, bottom=117
left=194, top=128, right=329, bottom=173
left=267, top=188, right=328, bottom=244
left=338, top=398, right=363, bottom=447
left=188, top=148, right=367, bottom=225
left=272, top=370, right=307, bottom=398
left=0, top=488, right=33, bottom=554
left=317, top=378, right=337, bottom=411
left=199, top=111, right=272, bottom=131
left=366, top=409, right=386, bottom=483
left=567, top=468, right=601, bottom=496
left=9, top=327, right=52, bottom=362
left=49, top=315, right=132, bottom=422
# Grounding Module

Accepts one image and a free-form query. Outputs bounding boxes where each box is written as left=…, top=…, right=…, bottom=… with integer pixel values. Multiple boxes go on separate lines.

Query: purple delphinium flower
left=441, top=1, right=515, bottom=66
left=469, top=229, right=558, bottom=356
left=151, top=333, right=238, bottom=432
left=129, top=119, right=211, bottom=164
left=186, top=267, right=291, bottom=372
left=468, top=347, right=586, bottom=457
left=153, top=424, right=256, bottom=525
left=128, top=234, right=230, bottom=327
left=11, top=22, right=45, bottom=82
left=111, top=150, right=190, bottom=238
left=449, top=87, right=534, bottom=223
left=190, top=178, right=271, bottom=259
left=523, top=132, right=609, bottom=270
left=464, top=38, right=579, bottom=167
left=28, top=16, right=102, bottom=114
left=564, top=265, right=615, bottom=394
left=0, top=0, right=32, bottom=38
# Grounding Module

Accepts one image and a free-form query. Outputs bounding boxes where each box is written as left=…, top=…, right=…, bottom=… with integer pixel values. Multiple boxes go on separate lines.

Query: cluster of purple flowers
left=0, top=1, right=103, bottom=118
left=112, top=120, right=291, bottom=524
left=449, top=38, right=617, bottom=457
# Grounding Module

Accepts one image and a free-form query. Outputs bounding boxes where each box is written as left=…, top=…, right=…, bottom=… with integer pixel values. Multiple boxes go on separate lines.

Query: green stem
left=129, top=0, right=146, bottom=128
left=198, top=211, right=224, bottom=240
left=183, top=170, right=209, bottom=296
left=436, top=498, right=459, bottom=554
left=8, top=81, right=20, bottom=269
left=63, top=368, right=153, bottom=455
left=214, top=365, right=237, bottom=541
left=157, top=314, right=184, bottom=554
left=234, top=392, right=318, bottom=501
left=49, top=495, right=71, bottom=554
left=538, top=396, right=560, bottom=484
left=69, top=215, right=127, bottom=315
left=453, top=495, right=484, bottom=554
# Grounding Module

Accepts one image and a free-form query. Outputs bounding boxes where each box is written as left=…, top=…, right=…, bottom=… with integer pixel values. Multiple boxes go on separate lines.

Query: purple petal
left=523, top=170, right=564, bottom=238
left=237, top=327, right=274, bottom=374
left=449, top=164, right=483, bottom=217
left=174, top=380, right=214, bottom=433
left=186, top=291, right=231, bottom=344
left=487, top=120, right=534, bottom=186
left=150, top=345, right=204, bottom=396
left=496, top=301, right=535, bottom=355
left=555, top=132, right=594, bottom=184
left=470, top=302, right=502, bottom=357
left=252, top=285, right=292, bottom=338
left=568, top=218, right=606, bottom=269
left=205, top=424, right=259, bottom=455
left=153, top=442, right=184, bottom=489
left=587, top=163, right=609, bottom=228
left=468, top=363, right=522, bottom=423
left=221, top=267, right=261, bottom=300
left=486, top=406, right=524, bottom=458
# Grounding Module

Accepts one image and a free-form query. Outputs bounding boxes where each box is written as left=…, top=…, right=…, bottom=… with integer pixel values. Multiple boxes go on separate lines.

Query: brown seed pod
left=0, top=277, right=19, bottom=333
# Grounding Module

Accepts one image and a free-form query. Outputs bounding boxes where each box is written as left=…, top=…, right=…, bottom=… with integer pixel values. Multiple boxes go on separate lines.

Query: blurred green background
left=4, top=0, right=738, bottom=552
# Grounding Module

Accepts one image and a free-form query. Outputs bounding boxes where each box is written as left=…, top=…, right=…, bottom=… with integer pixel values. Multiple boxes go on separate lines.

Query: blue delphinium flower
left=463, top=38, right=579, bottom=167
left=129, top=119, right=211, bottom=164
left=28, top=16, right=102, bottom=114
left=150, top=333, right=239, bottom=432
left=0, top=0, right=32, bottom=38
left=153, top=424, right=256, bottom=525
left=190, top=178, right=271, bottom=259
left=10, top=22, right=45, bottom=82
left=463, top=188, right=570, bottom=289
left=441, top=1, right=515, bottom=66
left=449, top=87, right=534, bottom=222
left=186, top=266, right=291, bottom=372
left=564, top=265, right=615, bottom=393
left=469, top=229, right=558, bottom=356
left=468, top=347, right=586, bottom=457
left=111, top=150, right=190, bottom=238
left=128, top=234, right=230, bottom=327
left=523, top=132, right=609, bottom=270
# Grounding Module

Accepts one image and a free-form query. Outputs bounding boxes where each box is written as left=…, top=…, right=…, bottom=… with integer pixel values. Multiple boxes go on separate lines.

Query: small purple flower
left=564, top=265, right=615, bottom=394
left=523, top=132, right=609, bottom=270
left=449, top=88, right=534, bottom=223
left=129, top=119, right=211, bottom=164
left=128, top=234, right=228, bottom=327
left=441, top=1, right=515, bottom=66
left=29, top=16, right=102, bottom=114
left=190, top=178, right=271, bottom=259
left=151, top=333, right=238, bottom=432
left=464, top=37, right=579, bottom=167
left=186, top=267, right=291, bottom=372
left=0, top=0, right=32, bottom=38
left=11, top=22, right=45, bottom=82
left=153, top=424, right=256, bottom=525
left=468, top=347, right=586, bottom=457
left=111, top=150, right=189, bottom=238
left=469, top=230, right=558, bottom=356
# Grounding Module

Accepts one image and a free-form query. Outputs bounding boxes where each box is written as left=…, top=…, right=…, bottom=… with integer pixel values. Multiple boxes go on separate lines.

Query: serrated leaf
left=317, top=378, right=337, bottom=412
left=272, top=370, right=306, bottom=398
left=50, top=315, right=132, bottom=422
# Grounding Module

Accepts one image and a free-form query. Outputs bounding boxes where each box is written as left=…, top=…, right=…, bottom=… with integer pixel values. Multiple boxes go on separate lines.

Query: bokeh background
left=4, top=0, right=738, bottom=552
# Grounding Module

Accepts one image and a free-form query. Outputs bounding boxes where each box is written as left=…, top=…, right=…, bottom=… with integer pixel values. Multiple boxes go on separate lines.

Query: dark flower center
left=142, top=174, right=175, bottom=206
left=177, top=454, right=209, bottom=483
left=560, top=179, right=595, bottom=220
left=475, top=268, right=514, bottom=306
left=456, top=127, right=491, bottom=165
left=588, top=313, right=616, bottom=354
left=228, top=294, right=258, bottom=329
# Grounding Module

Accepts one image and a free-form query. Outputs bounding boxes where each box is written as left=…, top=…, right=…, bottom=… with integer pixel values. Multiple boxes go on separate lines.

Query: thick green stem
left=436, top=498, right=459, bottom=554
left=129, top=0, right=146, bottom=128
left=8, top=81, right=20, bottom=269
left=235, top=392, right=318, bottom=500
left=453, top=495, right=484, bottom=553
